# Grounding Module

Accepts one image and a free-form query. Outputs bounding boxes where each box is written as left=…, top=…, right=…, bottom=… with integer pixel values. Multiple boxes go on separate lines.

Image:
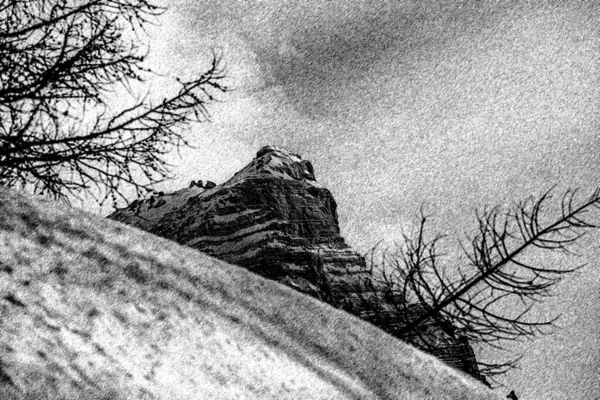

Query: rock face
left=109, top=145, right=485, bottom=382
left=110, top=146, right=368, bottom=306
left=0, top=187, right=501, bottom=400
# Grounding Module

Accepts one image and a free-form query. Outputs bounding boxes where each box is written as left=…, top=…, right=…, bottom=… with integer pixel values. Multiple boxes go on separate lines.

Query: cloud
left=152, top=1, right=600, bottom=232
left=133, top=2, right=600, bottom=398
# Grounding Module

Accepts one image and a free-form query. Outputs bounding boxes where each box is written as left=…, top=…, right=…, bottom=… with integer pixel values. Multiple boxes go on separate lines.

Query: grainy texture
left=109, top=145, right=485, bottom=382
left=0, top=187, right=501, bottom=399
left=110, top=146, right=368, bottom=303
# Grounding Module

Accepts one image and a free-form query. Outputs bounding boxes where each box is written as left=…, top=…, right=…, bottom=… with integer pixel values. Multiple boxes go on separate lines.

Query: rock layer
left=110, top=146, right=369, bottom=306
left=109, top=145, right=485, bottom=382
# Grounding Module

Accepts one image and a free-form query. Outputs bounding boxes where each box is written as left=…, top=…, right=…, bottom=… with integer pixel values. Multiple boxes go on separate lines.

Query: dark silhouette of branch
left=362, top=188, right=600, bottom=384
left=0, top=0, right=227, bottom=205
left=397, top=189, right=599, bottom=336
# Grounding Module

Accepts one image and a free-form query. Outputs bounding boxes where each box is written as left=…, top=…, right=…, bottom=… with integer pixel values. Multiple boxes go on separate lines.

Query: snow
left=110, top=146, right=326, bottom=230
left=185, top=220, right=280, bottom=247
left=189, top=230, right=274, bottom=254
left=221, top=147, right=323, bottom=188
left=0, top=187, right=502, bottom=400
left=212, top=209, right=260, bottom=224
left=111, top=185, right=205, bottom=226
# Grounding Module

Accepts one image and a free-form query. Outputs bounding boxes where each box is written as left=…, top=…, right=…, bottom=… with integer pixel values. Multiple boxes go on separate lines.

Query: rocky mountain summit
left=109, top=145, right=485, bottom=382
left=110, top=145, right=368, bottom=305
left=0, top=187, right=500, bottom=400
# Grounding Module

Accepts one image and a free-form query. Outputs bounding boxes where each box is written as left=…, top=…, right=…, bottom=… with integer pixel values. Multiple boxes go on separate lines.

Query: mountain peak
left=109, top=145, right=487, bottom=383
left=223, top=145, right=318, bottom=187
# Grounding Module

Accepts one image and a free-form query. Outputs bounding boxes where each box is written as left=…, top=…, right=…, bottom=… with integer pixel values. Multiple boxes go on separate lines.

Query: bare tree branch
left=360, top=188, right=600, bottom=385
left=0, top=0, right=226, bottom=205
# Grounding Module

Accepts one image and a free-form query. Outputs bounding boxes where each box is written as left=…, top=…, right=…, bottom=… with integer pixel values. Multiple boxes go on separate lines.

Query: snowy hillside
left=108, top=145, right=487, bottom=381
left=0, top=187, right=500, bottom=399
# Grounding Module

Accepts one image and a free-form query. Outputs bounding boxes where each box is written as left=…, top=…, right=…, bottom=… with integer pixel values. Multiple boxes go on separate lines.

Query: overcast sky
left=109, top=1, right=600, bottom=398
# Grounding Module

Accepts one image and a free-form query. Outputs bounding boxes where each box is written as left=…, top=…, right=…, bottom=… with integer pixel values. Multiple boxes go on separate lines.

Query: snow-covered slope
left=0, top=187, right=500, bottom=400
left=108, top=145, right=486, bottom=381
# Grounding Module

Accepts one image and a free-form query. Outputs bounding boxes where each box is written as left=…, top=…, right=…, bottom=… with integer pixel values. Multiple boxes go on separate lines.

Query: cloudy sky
left=105, top=1, right=600, bottom=398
